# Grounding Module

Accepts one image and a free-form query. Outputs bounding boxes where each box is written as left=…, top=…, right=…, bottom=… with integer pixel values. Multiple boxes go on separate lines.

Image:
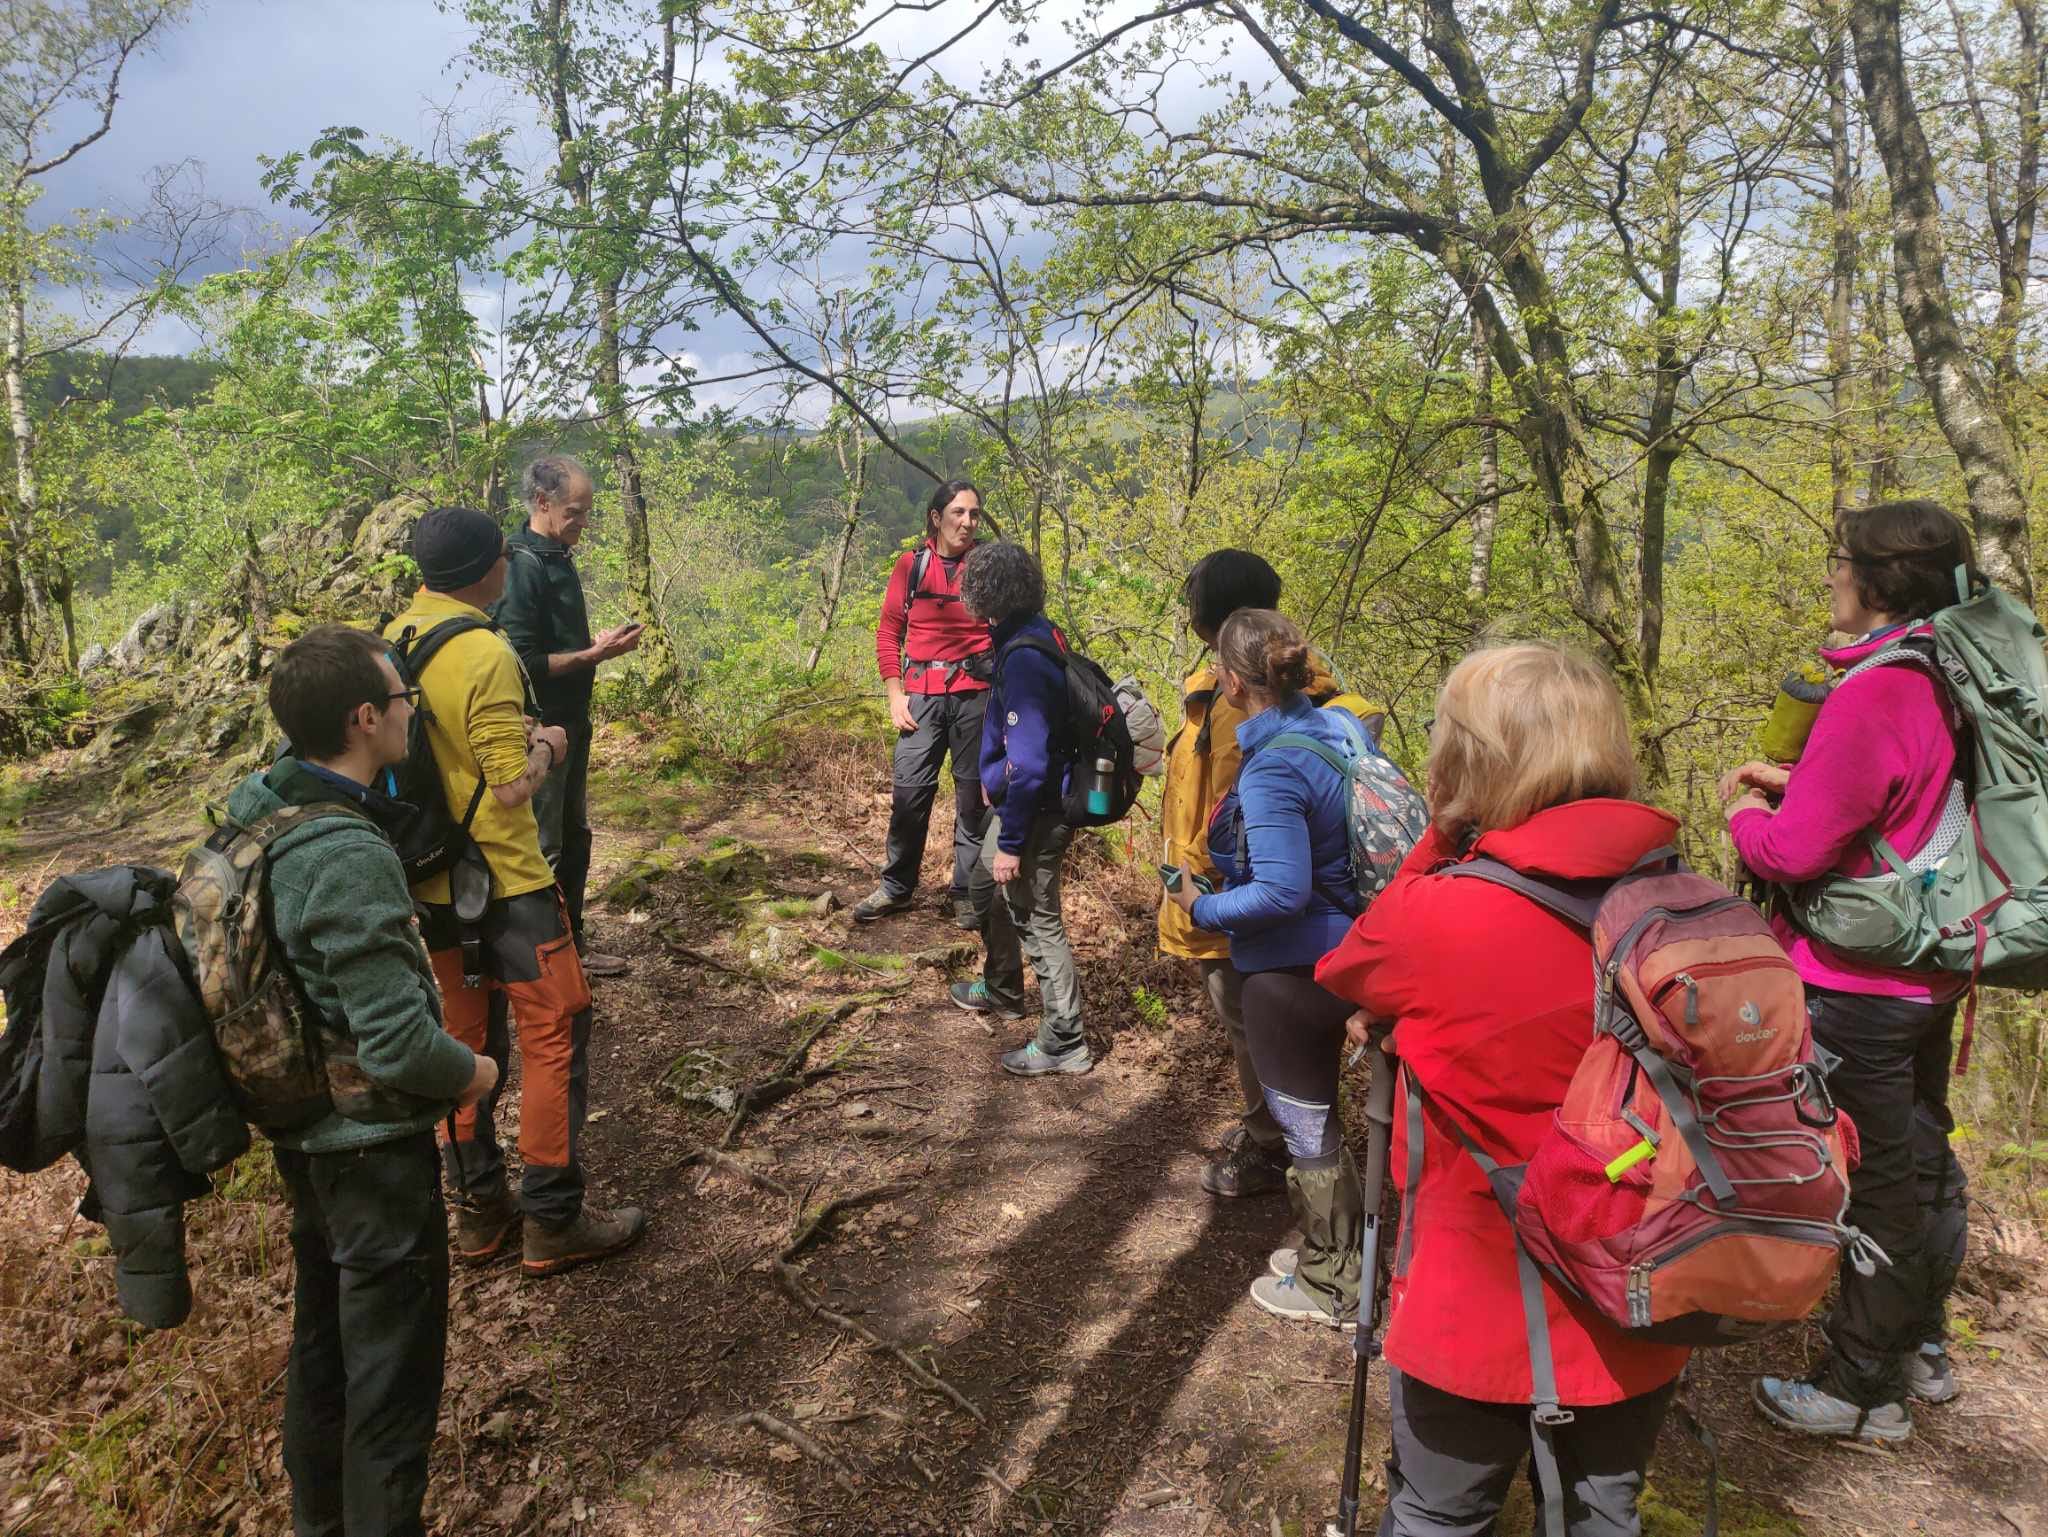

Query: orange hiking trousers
left=421, top=889, right=593, bottom=1227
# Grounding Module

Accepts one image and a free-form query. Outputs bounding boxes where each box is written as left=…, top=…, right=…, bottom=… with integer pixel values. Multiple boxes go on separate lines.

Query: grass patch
left=1642, top=1475, right=1801, bottom=1536
left=810, top=945, right=906, bottom=974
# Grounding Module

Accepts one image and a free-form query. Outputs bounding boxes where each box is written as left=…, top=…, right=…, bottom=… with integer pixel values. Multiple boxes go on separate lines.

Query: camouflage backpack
left=174, top=802, right=372, bottom=1131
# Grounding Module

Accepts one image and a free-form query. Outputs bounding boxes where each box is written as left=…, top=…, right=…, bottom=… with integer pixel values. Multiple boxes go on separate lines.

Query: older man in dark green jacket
left=234, top=624, right=496, bottom=1537
left=493, top=455, right=642, bottom=975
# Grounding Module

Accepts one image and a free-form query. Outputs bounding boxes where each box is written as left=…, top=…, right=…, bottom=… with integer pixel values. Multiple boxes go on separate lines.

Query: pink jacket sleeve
left=1729, top=670, right=1918, bottom=883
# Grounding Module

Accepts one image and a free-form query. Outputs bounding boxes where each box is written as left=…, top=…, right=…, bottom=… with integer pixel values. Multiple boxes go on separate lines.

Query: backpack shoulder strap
left=1442, top=857, right=1612, bottom=932
left=397, top=615, right=490, bottom=679
left=1400, top=1061, right=1575, bottom=1535
left=246, top=801, right=376, bottom=849
left=1263, top=729, right=1355, bottom=779
left=901, top=545, right=934, bottom=620
left=994, top=630, right=1067, bottom=681
left=1258, top=729, right=1363, bottom=915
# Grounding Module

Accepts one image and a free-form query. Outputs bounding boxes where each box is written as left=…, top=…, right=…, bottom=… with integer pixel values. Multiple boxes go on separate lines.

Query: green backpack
left=1785, top=572, right=2048, bottom=1066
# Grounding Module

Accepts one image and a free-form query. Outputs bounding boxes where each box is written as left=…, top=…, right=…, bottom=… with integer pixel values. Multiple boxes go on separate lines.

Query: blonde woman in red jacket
left=1317, top=643, right=1691, bottom=1537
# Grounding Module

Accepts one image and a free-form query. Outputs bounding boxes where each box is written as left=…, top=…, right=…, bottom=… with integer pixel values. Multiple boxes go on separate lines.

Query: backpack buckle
left=1533, top=1404, right=1576, bottom=1427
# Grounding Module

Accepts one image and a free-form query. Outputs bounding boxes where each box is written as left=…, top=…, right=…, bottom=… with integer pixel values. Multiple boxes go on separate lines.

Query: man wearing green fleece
left=229, top=623, right=496, bottom=1537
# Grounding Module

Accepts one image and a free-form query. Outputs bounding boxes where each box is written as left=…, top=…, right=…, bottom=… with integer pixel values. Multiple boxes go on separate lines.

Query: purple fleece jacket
left=1729, top=623, right=1966, bottom=1002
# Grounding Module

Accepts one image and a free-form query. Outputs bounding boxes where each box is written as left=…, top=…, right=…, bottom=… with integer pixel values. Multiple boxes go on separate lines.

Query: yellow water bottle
left=1758, top=660, right=1831, bottom=763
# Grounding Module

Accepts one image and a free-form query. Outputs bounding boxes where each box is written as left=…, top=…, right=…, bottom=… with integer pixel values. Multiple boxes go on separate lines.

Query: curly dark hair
left=1836, top=499, right=1977, bottom=619
left=1182, top=549, right=1281, bottom=639
left=958, top=540, right=1043, bottom=624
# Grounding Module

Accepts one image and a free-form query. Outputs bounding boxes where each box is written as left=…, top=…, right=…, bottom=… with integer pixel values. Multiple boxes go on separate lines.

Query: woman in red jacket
left=1316, top=643, right=1690, bottom=1537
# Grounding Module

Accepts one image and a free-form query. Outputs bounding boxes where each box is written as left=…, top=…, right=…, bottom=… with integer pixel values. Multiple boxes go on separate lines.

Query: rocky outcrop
left=76, top=495, right=432, bottom=791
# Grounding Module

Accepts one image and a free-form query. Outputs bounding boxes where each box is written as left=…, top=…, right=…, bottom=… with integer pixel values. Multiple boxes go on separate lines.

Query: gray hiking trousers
left=970, top=815, right=1084, bottom=1052
left=1379, top=1370, right=1675, bottom=1537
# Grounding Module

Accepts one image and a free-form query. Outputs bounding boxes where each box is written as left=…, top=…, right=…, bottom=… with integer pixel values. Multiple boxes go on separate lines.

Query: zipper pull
left=1677, top=972, right=1699, bottom=1027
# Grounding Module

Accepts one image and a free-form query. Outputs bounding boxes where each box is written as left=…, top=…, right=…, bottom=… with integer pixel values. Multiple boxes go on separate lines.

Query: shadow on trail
left=911, top=1029, right=1288, bottom=1535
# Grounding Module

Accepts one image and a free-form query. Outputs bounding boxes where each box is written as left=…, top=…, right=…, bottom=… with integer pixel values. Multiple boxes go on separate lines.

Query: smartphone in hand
left=1158, top=863, right=1184, bottom=892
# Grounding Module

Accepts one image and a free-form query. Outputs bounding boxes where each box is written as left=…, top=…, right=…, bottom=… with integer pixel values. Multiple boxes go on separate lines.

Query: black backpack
left=995, top=628, right=1144, bottom=827
left=386, top=617, right=492, bottom=883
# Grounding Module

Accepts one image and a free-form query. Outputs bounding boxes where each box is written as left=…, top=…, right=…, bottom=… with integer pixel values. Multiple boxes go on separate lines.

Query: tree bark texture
left=1827, top=32, right=1859, bottom=522
left=544, top=0, right=681, bottom=700
left=1849, top=0, right=2034, bottom=599
left=1466, top=304, right=1500, bottom=602
left=807, top=421, right=867, bottom=676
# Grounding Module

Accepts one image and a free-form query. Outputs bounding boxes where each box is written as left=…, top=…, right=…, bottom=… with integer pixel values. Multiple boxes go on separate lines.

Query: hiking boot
left=852, top=887, right=913, bottom=922
left=1249, top=1272, right=1352, bottom=1329
left=1201, top=1135, right=1288, bottom=1198
left=1268, top=1246, right=1298, bottom=1279
left=951, top=897, right=979, bottom=932
left=1903, top=1343, right=1959, bottom=1404
left=522, top=1203, right=649, bottom=1278
left=1752, top=1375, right=1911, bottom=1443
left=1000, top=1039, right=1093, bottom=1077
left=950, top=980, right=1025, bottom=1020
left=453, top=1189, right=520, bottom=1266
left=579, top=950, right=630, bottom=978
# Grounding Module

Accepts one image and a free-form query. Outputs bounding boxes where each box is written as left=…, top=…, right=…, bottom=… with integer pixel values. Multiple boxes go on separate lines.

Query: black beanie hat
left=412, top=505, right=505, bottom=591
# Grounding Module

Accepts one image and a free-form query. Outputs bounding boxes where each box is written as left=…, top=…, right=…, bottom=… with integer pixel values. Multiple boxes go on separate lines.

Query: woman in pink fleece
left=1719, top=499, right=1974, bottom=1444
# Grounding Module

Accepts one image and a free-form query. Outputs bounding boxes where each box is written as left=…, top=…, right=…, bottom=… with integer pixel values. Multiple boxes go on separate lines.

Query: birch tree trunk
left=1466, top=305, right=1501, bottom=602
left=1849, top=0, right=2034, bottom=598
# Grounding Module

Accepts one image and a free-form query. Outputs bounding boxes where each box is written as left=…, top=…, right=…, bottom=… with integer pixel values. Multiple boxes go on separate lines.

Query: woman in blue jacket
left=1166, top=607, right=1363, bottom=1327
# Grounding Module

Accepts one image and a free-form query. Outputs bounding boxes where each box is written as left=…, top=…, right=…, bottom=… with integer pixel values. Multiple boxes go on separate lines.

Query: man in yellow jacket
left=1161, top=552, right=1375, bottom=1198
left=387, top=506, right=647, bottom=1278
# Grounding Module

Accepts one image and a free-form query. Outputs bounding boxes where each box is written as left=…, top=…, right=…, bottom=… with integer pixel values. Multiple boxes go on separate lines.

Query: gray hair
left=521, top=454, right=589, bottom=508
left=958, top=541, right=1044, bottom=624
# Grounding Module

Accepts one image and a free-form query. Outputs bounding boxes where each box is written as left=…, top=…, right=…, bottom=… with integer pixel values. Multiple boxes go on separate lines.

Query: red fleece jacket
left=875, top=540, right=992, bottom=695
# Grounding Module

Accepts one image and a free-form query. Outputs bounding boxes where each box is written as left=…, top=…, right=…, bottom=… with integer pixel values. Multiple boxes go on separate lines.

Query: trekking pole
left=1327, top=1030, right=1397, bottom=1537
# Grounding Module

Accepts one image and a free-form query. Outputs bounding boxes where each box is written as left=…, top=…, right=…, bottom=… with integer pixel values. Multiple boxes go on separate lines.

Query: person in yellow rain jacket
left=1160, top=551, right=1378, bottom=1199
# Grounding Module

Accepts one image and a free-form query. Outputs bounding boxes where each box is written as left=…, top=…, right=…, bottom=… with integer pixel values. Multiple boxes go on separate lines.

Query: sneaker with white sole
left=1903, top=1342, right=1959, bottom=1404
left=1753, top=1375, right=1911, bottom=1443
left=949, top=980, right=1025, bottom=1020
left=1248, top=1271, right=1352, bottom=1329
left=999, top=1039, right=1093, bottom=1076
left=1267, top=1246, right=1298, bottom=1280
left=851, top=887, right=913, bottom=922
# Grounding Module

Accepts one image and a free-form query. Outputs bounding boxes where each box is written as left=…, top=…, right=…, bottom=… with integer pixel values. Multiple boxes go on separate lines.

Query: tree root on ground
left=717, top=989, right=905, bottom=1150
left=662, top=935, right=766, bottom=983
left=908, top=939, right=979, bottom=971
left=685, top=1146, right=985, bottom=1424
left=727, top=1410, right=859, bottom=1494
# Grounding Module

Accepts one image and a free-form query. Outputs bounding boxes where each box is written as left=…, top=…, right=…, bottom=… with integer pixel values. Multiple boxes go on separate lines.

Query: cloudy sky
left=30, top=0, right=1263, bottom=416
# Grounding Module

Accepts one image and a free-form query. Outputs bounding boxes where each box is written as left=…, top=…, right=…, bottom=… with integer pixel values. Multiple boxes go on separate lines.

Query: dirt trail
left=4, top=728, right=2048, bottom=1535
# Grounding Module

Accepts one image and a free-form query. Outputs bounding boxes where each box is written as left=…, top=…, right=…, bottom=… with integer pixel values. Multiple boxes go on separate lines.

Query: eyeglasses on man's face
left=381, top=685, right=422, bottom=710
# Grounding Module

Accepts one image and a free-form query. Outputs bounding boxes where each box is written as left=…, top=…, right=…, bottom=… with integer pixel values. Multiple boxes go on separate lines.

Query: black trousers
left=880, top=689, right=989, bottom=901
left=1240, top=964, right=1354, bottom=1159
left=275, top=1132, right=448, bottom=1537
left=1807, top=987, right=1967, bottom=1406
left=529, top=721, right=594, bottom=945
